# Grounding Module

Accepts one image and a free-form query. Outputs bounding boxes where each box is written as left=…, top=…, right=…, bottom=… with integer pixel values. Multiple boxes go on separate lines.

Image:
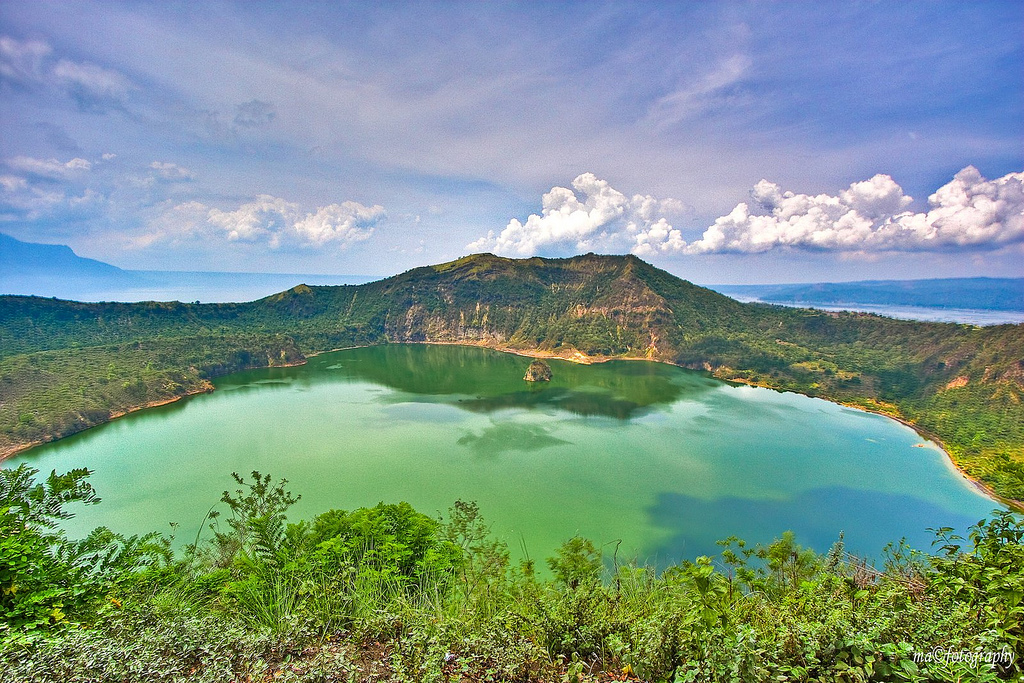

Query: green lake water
left=3, top=344, right=998, bottom=564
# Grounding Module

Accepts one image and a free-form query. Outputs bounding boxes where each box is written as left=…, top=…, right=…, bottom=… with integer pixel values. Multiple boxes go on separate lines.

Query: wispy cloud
left=7, top=155, right=92, bottom=179
left=0, top=155, right=102, bottom=225
left=0, top=147, right=385, bottom=257
left=0, top=35, right=132, bottom=111
left=646, top=53, right=751, bottom=128
left=0, top=36, right=51, bottom=82
left=233, top=99, right=276, bottom=128
left=0, top=2, right=1019, bottom=277
left=148, top=161, right=194, bottom=181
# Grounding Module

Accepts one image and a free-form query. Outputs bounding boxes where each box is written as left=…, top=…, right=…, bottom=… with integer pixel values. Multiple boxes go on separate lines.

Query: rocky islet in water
left=524, top=360, right=553, bottom=382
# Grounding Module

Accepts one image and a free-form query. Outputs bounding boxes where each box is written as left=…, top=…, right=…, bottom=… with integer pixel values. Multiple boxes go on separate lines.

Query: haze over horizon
left=1, top=1, right=1022, bottom=284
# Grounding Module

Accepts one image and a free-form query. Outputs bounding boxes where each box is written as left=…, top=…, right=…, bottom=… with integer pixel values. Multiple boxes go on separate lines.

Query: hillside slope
left=2, top=253, right=1022, bottom=502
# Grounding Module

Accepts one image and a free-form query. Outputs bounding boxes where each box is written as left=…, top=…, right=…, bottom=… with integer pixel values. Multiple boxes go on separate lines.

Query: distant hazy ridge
left=713, top=279, right=1024, bottom=312
left=4, top=233, right=1020, bottom=313
left=0, top=233, right=369, bottom=302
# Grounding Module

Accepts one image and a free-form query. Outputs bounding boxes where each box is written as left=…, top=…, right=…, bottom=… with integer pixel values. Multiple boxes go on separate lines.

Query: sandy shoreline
left=2, top=340, right=1020, bottom=512
left=835, top=402, right=1022, bottom=512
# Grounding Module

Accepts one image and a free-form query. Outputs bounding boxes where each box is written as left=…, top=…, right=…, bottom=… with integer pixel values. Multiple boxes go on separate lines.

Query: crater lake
left=3, top=344, right=998, bottom=564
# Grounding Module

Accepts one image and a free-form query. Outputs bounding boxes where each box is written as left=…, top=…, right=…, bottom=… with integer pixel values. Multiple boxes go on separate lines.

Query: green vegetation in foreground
left=2, top=466, right=1023, bottom=682
left=2, top=253, right=1023, bottom=502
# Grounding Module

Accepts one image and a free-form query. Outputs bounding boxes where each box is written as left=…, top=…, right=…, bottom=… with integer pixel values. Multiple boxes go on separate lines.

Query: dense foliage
left=0, top=466, right=166, bottom=635
left=1, top=466, right=1022, bottom=682
left=2, top=253, right=1022, bottom=502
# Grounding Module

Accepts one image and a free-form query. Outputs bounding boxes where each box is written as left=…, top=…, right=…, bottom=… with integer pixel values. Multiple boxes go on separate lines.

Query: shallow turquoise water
left=4, top=344, right=998, bottom=564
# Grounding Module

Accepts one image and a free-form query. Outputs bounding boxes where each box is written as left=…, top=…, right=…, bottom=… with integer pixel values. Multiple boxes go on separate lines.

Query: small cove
left=3, top=344, right=998, bottom=565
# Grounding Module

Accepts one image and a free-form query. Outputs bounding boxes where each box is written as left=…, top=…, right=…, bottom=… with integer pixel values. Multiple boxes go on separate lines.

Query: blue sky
left=1, top=0, right=1021, bottom=283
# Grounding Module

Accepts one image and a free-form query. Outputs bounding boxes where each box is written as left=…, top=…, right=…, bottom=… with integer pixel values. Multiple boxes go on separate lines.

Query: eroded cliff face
left=374, top=255, right=686, bottom=363
left=383, top=303, right=510, bottom=346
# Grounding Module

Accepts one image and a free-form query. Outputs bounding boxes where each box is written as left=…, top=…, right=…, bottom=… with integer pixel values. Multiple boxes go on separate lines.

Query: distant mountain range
left=0, top=232, right=129, bottom=280
left=0, top=232, right=140, bottom=301
left=4, top=233, right=1021, bottom=313
left=711, top=278, right=1024, bottom=312
left=0, top=233, right=369, bottom=302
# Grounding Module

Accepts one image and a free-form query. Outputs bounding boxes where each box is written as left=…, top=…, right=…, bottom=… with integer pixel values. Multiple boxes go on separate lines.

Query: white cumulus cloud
left=207, top=195, right=296, bottom=242
left=474, top=167, right=1023, bottom=259
left=204, top=195, right=384, bottom=248
left=468, top=173, right=688, bottom=257
left=292, top=202, right=385, bottom=247
left=687, top=166, right=1024, bottom=254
